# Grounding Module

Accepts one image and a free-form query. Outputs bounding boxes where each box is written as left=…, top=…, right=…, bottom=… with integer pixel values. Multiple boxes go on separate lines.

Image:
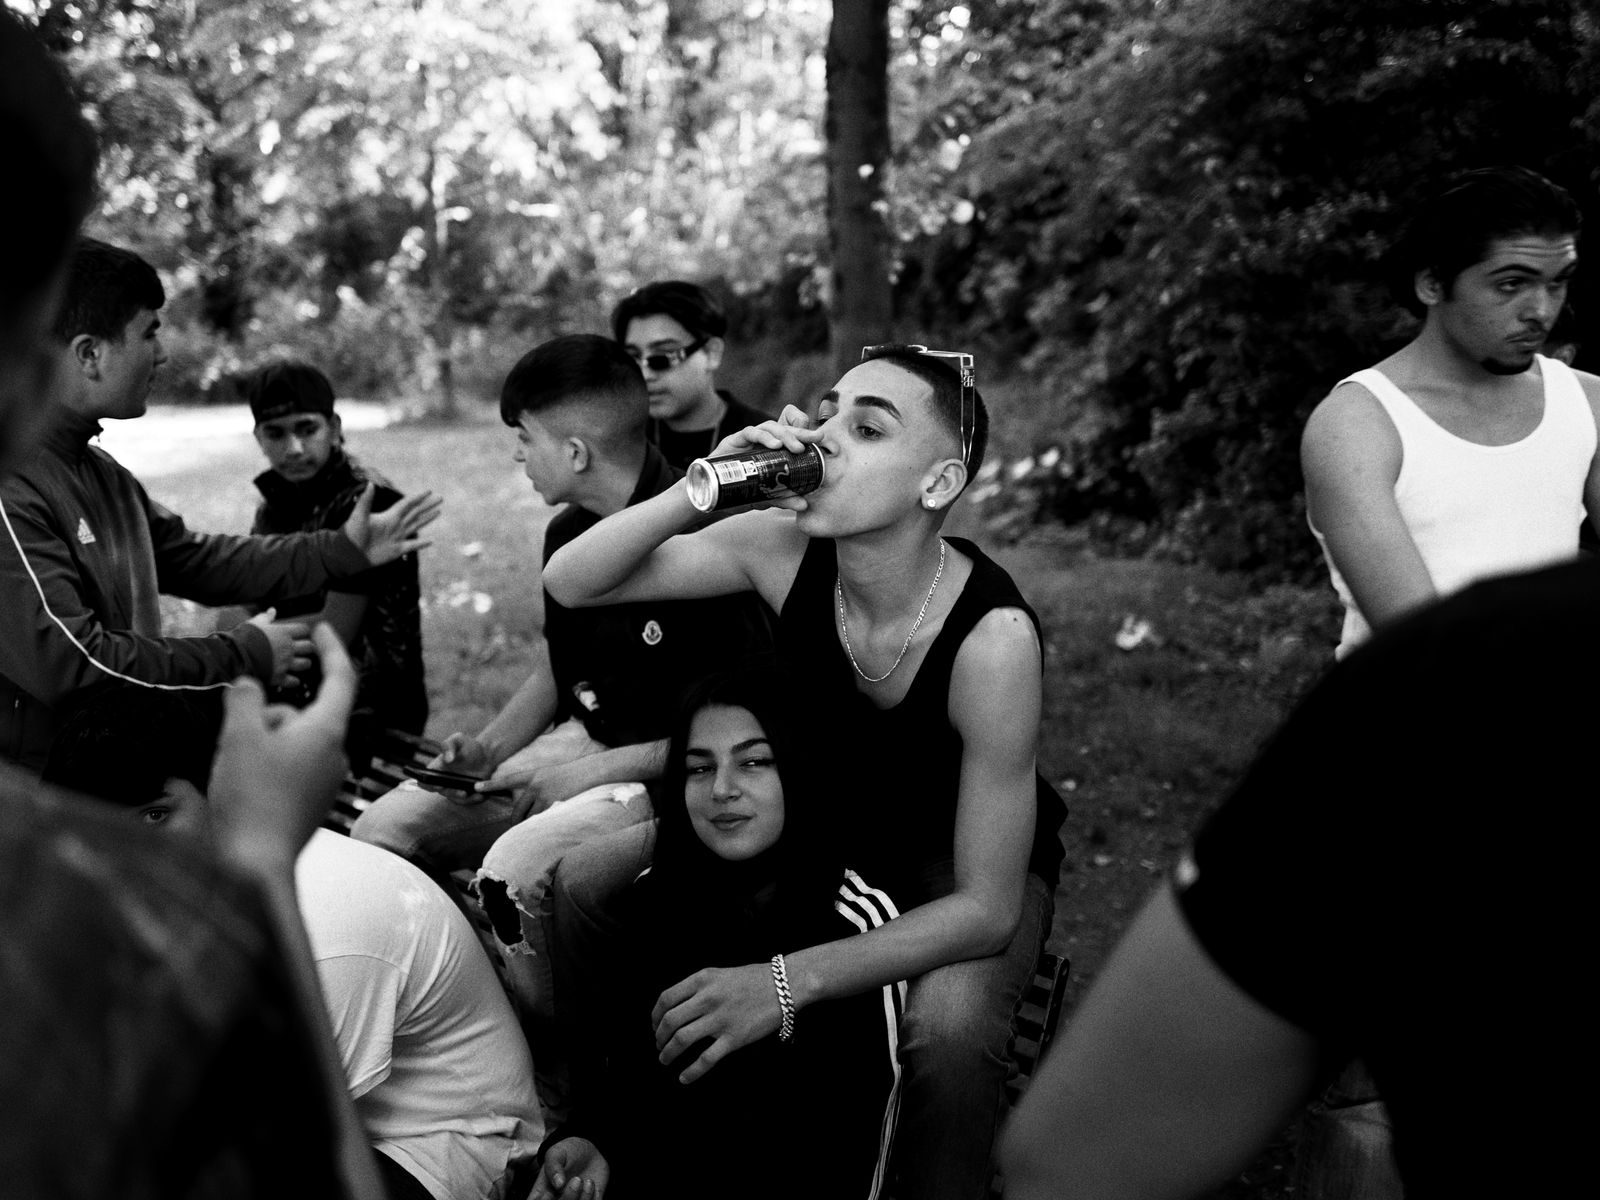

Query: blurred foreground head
left=42, top=686, right=222, bottom=837
left=0, top=12, right=99, bottom=472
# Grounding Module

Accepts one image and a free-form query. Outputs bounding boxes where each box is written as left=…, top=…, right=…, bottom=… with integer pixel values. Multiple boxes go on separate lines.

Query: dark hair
left=1386, top=166, right=1582, bottom=315
left=611, top=280, right=729, bottom=344
left=42, top=686, right=223, bottom=807
left=249, top=359, right=337, bottom=423
left=0, top=13, right=99, bottom=329
left=499, top=333, right=647, bottom=454
left=651, top=666, right=840, bottom=925
left=50, top=237, right=166, bottom=344
left=858, top=343, right=989, bottom=482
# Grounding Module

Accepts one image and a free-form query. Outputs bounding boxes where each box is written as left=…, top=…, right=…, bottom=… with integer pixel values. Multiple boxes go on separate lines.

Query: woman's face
left=683, top=704, right=785, bottom=861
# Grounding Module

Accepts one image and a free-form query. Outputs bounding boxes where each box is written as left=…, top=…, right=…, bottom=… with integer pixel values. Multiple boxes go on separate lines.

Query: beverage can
left=685, top=445, right=826, bottom=512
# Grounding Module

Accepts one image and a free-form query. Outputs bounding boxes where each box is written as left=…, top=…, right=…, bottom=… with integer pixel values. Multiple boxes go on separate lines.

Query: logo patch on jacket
left=76, top=518, right=96, bottom=545
left=642, top=619, right=663, bottom=646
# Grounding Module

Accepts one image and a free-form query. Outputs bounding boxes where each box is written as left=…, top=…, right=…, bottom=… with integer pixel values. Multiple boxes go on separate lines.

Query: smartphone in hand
left=401, top=764, right=516, bottom=794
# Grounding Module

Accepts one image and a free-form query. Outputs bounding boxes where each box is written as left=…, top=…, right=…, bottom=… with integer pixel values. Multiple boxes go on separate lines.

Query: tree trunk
left=413, top=0, right=457, bottom=420
left=198, top=147, right=254, bottom=339
left=825, top=0, right=893, bottom=382
left=421, top=137, right=457, bottom=420
left=182, top=6, right=256, bottom=343
left=665, top=0, right=708, bottom=151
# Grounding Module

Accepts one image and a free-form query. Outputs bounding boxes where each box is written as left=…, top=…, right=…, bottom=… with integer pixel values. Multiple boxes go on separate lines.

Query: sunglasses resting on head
left=860, top=343, right=976, bottom=467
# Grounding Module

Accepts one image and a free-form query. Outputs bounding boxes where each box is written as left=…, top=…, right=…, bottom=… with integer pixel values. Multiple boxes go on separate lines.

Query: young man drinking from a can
left=542, top=344, right=1066, bottom=1200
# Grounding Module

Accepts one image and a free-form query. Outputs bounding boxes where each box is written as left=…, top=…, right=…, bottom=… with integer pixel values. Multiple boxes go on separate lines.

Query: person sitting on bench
left=351, top=334, right=772, bottom=1029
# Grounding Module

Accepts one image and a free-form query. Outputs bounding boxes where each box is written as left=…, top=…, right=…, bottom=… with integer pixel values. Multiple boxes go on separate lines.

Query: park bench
left=332, top=731, right=1071, bottom=1198
left=324, top=726, right=442, bottom=835
left=990, top=950, right=1070, bottom=1197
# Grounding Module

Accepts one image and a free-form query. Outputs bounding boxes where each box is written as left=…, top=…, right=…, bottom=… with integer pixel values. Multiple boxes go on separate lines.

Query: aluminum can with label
left=685, top=445, right=826, bottom=513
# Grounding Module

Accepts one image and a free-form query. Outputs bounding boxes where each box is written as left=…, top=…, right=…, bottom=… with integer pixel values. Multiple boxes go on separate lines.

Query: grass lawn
left=115, top=403, right=1341, bottom=1198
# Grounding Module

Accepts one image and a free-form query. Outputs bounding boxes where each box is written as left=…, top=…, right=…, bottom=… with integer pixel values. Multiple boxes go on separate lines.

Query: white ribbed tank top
left=1312, top=355, right=1595, bottom=658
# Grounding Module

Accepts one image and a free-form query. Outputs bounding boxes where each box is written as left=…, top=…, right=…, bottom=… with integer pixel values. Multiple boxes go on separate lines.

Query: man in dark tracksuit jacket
left=0, top=239, right=440, bottom=772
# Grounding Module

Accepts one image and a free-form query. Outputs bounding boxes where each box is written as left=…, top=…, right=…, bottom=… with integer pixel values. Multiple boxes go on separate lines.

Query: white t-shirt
left=296, top=830, right=543, bottom=1200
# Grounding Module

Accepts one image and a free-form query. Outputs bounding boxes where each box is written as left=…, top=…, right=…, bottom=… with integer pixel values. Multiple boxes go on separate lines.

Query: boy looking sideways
left=612, top=280, right=769, bottom=470
left=543, top=344, right=1066, bottom=1199
left=1303, top=165, right=1600, bottom=659
left=0, top=238, right=441, bottom=772
left=352, top=335, right=773, bottom=1027
left=1294, top=163, right=1600, bottom=1199
left=246, top=359, right=428, bottom=747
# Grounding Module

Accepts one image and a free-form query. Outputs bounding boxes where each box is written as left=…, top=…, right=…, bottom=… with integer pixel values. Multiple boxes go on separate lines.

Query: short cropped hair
left=51, top=238, right=166, bottom=344
left=611, top=280, right=728, bottom=344
left=859, top=344, right=989, bottom=483
left=249, top=359, right=337, bottom=423
left=42, top=687, right=222, bottom=807
left=1386, top=166, right=1582, bottom=315
left=499, top=333, right=648, bottom=455
left=0, top=13, right=98, bottom=330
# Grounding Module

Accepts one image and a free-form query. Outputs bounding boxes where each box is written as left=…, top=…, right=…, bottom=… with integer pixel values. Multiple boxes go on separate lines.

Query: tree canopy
left=15, top=0, right=1600, bottom=575
left=911, top=0, right=1599, bottom=573
left=19, top=0, right=831, bottom=402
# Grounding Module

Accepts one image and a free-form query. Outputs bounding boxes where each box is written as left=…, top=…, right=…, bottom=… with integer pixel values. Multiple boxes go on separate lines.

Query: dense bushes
left=908, top=0, right=1600, bottom=578
left=151, top=287, right=428, bottom=406
left=48, top=0, right=1600, bottom=580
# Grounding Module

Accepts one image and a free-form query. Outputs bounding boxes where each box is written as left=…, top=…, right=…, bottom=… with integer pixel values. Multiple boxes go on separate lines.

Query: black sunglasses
left=860, top=343, right=976, bottom=467
left=627, top=335, right=710, bottom=374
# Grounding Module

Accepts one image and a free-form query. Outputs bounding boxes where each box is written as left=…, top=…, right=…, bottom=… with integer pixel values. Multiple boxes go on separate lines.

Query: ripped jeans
left=349, top=718, right=655, bottom=1023
left=350, top=720, right=612, bottom=873
left=474, top=782, right=652, bottom=1025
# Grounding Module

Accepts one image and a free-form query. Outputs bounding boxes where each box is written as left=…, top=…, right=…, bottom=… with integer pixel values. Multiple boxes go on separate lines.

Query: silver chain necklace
left=836, top=539, right=947, bottom=684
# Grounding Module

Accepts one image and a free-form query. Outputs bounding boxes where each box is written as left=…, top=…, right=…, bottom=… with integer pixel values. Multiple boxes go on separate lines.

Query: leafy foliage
left=19, top=0, right=832, bottom=406
left=17, top=0, right=1600, bottom=576
left=912, top=0, right=1600, bottom=575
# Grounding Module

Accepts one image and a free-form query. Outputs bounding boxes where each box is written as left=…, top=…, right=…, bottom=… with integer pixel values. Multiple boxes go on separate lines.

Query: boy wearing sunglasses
left=543, top=344, right=1065, bottom=1200
left=612, top=280, right=770, bottom=470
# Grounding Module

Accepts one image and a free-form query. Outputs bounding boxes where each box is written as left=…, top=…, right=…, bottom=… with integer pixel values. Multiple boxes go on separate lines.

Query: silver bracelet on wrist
left=770, top=954, right=796, bottom=1043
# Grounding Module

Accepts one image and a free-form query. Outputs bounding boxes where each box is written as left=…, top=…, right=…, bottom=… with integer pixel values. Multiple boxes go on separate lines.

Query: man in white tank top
left=1296, top=165, right=1600, bottom=1200
left=1303, top=166, right=1600, bottom=660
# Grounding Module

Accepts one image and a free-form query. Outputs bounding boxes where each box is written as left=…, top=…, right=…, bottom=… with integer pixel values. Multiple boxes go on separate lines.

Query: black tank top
left=779, top=536, right=1066, bottom=905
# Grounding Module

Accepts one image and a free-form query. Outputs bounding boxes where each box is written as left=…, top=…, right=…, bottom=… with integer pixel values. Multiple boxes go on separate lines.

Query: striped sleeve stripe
left=838, top=867, right=901, bottom=926
left=0, top=494, right=234, bottom=693
left=833, top=868, right=906, bottom=1199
